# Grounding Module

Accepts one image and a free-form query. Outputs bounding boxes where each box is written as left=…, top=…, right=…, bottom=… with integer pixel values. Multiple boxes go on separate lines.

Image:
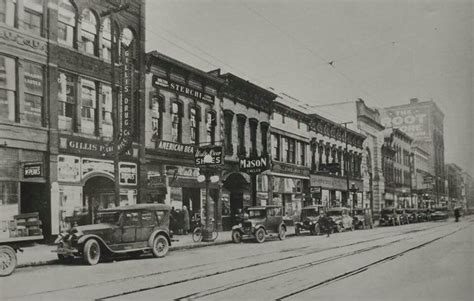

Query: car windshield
left=96, top=212, right=120, bottom=224
left=302, top=209, right=320, bottom=218
left=248, top=210, right=265, bottom=218
left=353, top=209, right=364, bottom=215
left=326, top=210, right=342, bottom=217
left=381, top=209, right=394, bottom=215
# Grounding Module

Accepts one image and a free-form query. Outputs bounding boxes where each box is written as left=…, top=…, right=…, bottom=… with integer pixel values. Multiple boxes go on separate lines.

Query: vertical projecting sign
left=117, top=35, right=134, bottom=154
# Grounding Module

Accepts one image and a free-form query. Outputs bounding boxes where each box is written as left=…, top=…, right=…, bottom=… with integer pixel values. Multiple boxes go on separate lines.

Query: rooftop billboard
left=381, top=106, right=430, bottom=140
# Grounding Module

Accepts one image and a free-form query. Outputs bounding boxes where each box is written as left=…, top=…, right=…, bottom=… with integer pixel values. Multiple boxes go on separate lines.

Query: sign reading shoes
left=194, top=145, right=223, bottom=167
left=152, top=75, right=214, bottom=102
left=239, top=156, right=269, bottom=175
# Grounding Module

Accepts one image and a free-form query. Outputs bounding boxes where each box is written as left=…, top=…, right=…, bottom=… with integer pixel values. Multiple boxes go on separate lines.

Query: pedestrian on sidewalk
left=183, top=205, right=190, bottom=234
left=318, top=212, right=333, bottom=237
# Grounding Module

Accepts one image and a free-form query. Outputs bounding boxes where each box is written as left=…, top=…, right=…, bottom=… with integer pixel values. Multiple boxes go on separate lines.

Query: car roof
left=99, top=204, right=170, bottom=212
left=302, top=205, right=323, bottom=210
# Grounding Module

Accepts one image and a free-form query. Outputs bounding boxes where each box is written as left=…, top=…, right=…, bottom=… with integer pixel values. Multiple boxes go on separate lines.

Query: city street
left=1, top=218, right=472, bottom=301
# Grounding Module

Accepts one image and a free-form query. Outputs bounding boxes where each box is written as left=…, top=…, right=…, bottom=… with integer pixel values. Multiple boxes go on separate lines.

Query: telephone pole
left=341, top=121, right=354, bottom=207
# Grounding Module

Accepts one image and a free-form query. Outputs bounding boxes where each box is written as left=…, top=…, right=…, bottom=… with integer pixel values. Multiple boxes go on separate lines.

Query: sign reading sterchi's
left=152, top=75, right=214, bottom=102
left=239, top=156, right=269, bottom=175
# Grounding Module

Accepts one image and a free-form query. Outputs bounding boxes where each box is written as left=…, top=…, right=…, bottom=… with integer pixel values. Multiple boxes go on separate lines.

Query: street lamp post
left=349, top=182, right=359, bottom=210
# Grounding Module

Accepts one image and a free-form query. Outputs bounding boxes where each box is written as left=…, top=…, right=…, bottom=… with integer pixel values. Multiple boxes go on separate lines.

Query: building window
left=81, top=79, right=97, bottom=135
left=23, top=61, right=43, bottom=126
left=261, top=122, right=269, bottom=155
left=249, top=118, right=258, bottom=156
left=171, top=101, right=183, bottom=143
left=101, top=84, right=112, bottom=137
left=206, top=110, right=216, bottom=144
left=22, top=0, right=43, bottom=36
left=271, top=133, right=280, bottom=161
left=0, top=55, right=16, bottom=122
left=300, top=141, right=306, bottom=166
left=189, top=106, right=199, bottom=145
left=57, top=72, right=75, bottom=130
left=150, top=94, right=163, bottom=140
left=0, top=0, right=16, bottom=27
left=58, top=0, right=76, bottom=47
left=284, top=137, right=295, bottom=164
left=237, top=114, right=246, bottom=156
left=224, top=110, right=233, bottom=155
left=81, top=9, right=98, bottom=55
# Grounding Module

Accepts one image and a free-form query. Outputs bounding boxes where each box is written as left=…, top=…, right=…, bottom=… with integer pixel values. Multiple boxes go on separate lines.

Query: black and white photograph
left=0, top=0, right=472, bottom=300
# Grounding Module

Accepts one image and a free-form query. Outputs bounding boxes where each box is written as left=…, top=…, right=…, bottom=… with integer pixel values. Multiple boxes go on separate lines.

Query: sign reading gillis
left=152, top=75, right=214, bottom=103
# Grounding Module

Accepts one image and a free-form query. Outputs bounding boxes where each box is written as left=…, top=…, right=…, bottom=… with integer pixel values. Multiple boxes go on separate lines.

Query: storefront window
left=22, top=0, right=43, bottom=36
left=206, top=111, right=216, bottom=144
left=0, top=0, right=16, bottom=27
left=101, top=84, right=112, bottom=137
left=23, top=61, right=43, bottom=126
left=80, top=9, right=98, bottom=55
left=57, top=72, right=75, bottom=130
left=190, top=107, right=199, bottom=144
left=58, top=0, right=76, bottom=47
left=0, top=182, right=18, bottom=224
left=0, top=55, right=16, bottom=122
left=81, top=78, right=97, bottom=135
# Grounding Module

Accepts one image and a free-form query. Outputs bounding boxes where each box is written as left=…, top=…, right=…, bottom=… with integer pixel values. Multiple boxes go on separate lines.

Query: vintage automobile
left=295, top=205, right=325, bottom=235
left=326, top=207, right=354, bottom=232
left=416, top=209, right=431, bottom=222
left=231, top=206, right=286, bottom=243
left=405, top=208, right=419, bottom=223
left=396, top=208, right=410, bottom=225
left=351, top=208, right=373, bottom=229
left=431, top=206, right=449, bottom=221
left=379, top=207, right=400, bottom=226
left=54, top=204, right=172, bottom=265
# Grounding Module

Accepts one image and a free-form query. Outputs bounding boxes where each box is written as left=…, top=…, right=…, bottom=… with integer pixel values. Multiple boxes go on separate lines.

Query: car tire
left=350, top=224, right=355, bottom=231
left=278, top=225, right=286, bottom=240
left=232, top=230, right=242, bottom=243
left=0, top=246, right=17, bottom=277
left=336, top=224, right=342, bottom=233
left=295, top=225, right=301, bottom=236
left=83, top=239, right=101, bottom=265
left=314, top=224, right=321, bottom=236
left=255, top=228, right=266, bottom=243
left=152, top=234, right=169, bottom=258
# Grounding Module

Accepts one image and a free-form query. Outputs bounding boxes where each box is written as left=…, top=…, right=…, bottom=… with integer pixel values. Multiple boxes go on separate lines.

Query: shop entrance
left=182, top=188, right=201, bottom=220
left=83, top=176, right=114, bottom=224
left=222, top=172, right=250, bottom=229
left=20, top=182, right=50, bottom=237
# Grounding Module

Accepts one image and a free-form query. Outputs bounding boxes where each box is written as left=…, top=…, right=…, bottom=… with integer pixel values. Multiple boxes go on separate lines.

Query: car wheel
left=232, top=230, right=242, bottom=243
left=295, top=225, right=301, bottom=236
left=255, top=228, right=266, bottom=243
left=152, top=235, right=169, bottom=258
left=83, top=239, right=101, bottom=265
left=314, top=224, right=321, bottom=235
left=278, top=226, right=286, bottom=240
left=350, top=224, right=355, bottom=231
left=0, top=246, right=17, bottom=277
left=336, top=224, right=342, bottom=233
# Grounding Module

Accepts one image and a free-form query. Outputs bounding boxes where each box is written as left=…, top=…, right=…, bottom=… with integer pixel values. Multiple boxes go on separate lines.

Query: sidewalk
left=16, top=226, right=295, bottom=268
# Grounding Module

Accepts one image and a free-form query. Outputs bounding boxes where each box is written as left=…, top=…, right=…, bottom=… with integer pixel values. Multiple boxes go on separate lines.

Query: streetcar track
left=6, top=222, right=450, bottom=299
left=276, top=224, right=471, bottom=300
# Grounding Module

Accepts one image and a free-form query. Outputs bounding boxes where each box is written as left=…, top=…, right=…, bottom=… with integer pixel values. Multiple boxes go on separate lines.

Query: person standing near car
left=319, top=212, right=333, bottom=237
left=183, top=205, right=190, bottom=234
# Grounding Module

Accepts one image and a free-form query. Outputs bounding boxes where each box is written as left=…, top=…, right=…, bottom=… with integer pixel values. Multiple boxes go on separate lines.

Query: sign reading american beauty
left=239, top=156, right=269, bottom=175
left=152, top=75, right=214, bottom=103
left=381, top=106, right=430, bottom=139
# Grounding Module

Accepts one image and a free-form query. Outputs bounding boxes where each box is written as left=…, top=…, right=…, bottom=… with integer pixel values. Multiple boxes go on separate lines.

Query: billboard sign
left=381, top=107, right=430, bottom=139
left=239, top=155, right=269, bottom=175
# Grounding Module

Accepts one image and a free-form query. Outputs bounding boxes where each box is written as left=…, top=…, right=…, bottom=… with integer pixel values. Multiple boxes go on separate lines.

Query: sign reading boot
left=239, top=156, right=269, bottom=175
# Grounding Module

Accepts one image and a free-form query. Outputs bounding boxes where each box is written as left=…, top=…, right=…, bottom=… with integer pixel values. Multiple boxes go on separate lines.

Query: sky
left=145, top=0, right=473, bottom=175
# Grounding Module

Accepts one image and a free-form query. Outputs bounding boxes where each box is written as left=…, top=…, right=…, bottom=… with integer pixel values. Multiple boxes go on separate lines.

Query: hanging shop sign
left=272, top=162, right=310, bottom=177
left=239, top=155, right=269, bottom=175
left=24, top=163, right=43, bottom=178
left=59, top=135, right=134, bottom=158
left=58, top=155, right=81, bottom=182
left=310, top=186, right=322, bottom=194
left=119, top=163, right=137, bottom=185
left=152, top=75, right=214, bottom=103
left=194, top=145, right=223, bottom=167
left=157, top=140, right=195, bottom=154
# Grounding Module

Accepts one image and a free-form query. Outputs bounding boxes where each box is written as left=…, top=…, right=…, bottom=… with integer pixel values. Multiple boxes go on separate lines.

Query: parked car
left=417, top=209, right=431, bottom=222
left=396, top=208, right=410, bottom=225
left=326, top=207, right=354, bottom=232
left=351, top=208, right=373, bottom=229
left=231, top=206, right=286, bottom=243
left=379, top=207, right=400, bottom=226
left=431, top=206, right=449, bottom=221
left=54, top=204, right=172, bottom=265
left=295, top=205, right=324, bottom=235
left=405, top=208, right=419, bottom=223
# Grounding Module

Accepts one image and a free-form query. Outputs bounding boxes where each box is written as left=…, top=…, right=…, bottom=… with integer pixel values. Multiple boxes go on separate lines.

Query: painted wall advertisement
left=381, top=107, right=430, bottom=139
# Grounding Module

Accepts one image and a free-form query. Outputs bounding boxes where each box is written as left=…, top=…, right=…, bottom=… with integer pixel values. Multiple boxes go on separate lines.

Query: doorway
left=83, top=176, right=114, bottom=224
left=20, top=182, right=49, bottom=237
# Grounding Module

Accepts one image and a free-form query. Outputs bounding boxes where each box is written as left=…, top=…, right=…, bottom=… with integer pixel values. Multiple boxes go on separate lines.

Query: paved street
left=1, top=218, right=472, bottom=301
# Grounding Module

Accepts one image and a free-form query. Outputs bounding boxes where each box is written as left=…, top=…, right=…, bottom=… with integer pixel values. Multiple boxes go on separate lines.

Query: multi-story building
left=446, top=163, right=464, bottom=209
left=0, top=0, right=146, bottom=237
left=462, top=172, right=474, bottom=212
left=412, top=145, right=434, bottom=208
left=381, top=128, right=413, bottom=208
left=381, top=98, right=446, bottom=204
left=143, top=51, right=224, bottom=224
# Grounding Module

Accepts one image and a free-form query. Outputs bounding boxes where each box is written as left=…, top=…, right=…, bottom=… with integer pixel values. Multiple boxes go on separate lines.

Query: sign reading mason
left=24, top=163, right=43, bottom=178
left=239, top=156, right=269, bottom=175
left=194, top=145, right=223, bottom=167
left=152, top=75, right=214, bottom=102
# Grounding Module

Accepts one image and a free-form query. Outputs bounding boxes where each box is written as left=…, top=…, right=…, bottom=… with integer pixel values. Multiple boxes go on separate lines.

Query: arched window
left=58, top=0, right=76, bottom=47
left=206, top=110, right=216, bottom=144
left=171, top=101, right=183, bottom=143
left=102, top=17, right=119, bottom=62
left=81, top=9, right=98, bottom=55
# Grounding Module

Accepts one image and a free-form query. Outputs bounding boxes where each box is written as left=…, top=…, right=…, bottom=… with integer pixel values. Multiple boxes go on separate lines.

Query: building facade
left=412, top=145, right=434, bottom=208
left=0, top=0, right=146, bottom=237
left=445, top=163, right=464, bottom=209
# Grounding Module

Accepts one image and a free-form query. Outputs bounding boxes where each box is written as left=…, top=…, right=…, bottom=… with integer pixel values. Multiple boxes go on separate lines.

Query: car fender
left=148, top=230, right=171, bottom=247
left=77, top=234, right=114, bottom=253
left=232, top=225, right=245, bottom=233
left=254, top=224, right=266, bottom=233
left=279, top=222, right=287, bottom=231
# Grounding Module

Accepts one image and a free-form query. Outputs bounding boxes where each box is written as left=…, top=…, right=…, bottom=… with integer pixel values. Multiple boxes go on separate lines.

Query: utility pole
left=341, top=121, right=353, bottom=207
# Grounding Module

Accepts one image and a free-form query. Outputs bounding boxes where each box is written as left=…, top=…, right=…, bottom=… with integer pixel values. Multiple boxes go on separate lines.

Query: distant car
left=405, top=208, right=419, bottom=223
left=352, top=208, right=373, bottom=229
left=54, top=204, right=172, bottom=265
left=295, top=205, right=325, bottom=235
left=231, top=206, right=286, bottom=243
left=396, top=209, right=410, bottom=225
left=431, top=207, right=449, bottom=221
left=326, top=207, right=354, bottom=232
left=379, top=207, right=400, bottom=226
left=417, top=209, right=431, bottom=222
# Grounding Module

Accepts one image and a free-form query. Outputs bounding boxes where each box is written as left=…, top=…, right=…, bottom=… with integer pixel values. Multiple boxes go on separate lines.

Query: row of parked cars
left=53, top=203, right=451, bottom=266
